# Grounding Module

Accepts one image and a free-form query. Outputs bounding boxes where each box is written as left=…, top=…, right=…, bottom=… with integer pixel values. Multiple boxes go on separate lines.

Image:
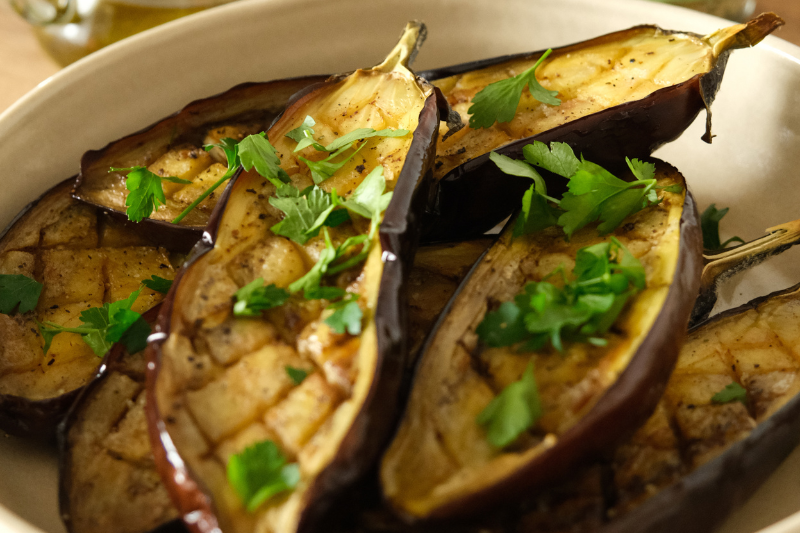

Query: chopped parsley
left=712, top=381, right=748, bottom=405
left=0, top=274, right=42, bottom=315
left=270, top=185, right=349, bottom=245
left=324, top=295, right=362, bottom=335
left=476, top=238, right=644, bottom=352
left=226, top=440, right=300, bottom=512
left=233, top=278, right=290, bottom=317
left=285, top=366, right=308, bottom=385
left=468, top=49, right=560, bottom=129
left=701, top=204, right=745, bottom=252
left=111, top=166, right=192, bottom=223
left=38, top=288, right=150, bottom=357
left=476, top=361, right=542, bottom=448
left=490, top=142, right=683, bottom=239
left=142, top=275, right=173, bottom=294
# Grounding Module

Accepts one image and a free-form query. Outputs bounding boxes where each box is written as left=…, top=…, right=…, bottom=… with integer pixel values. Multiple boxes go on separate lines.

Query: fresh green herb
left=226, top=440, right=300, bottom=512
left=288, top=229, right=340, bottom=296
left=324, top=296, right=362, bottom=335
left=285, top=366, right=308, bottom=385
left=172, top=138, right=239, bottom=224
left=701, top=204, right=745, bottom=252
left=712, top=381, right=748, bottom=405
left=0, top=274, right=42, bottom=315
left=300, top=143, right=368, bottom=185
left=285, top=115, right=318, bottom=152
left=490, top=142, right=683, bottom=239
left=476, top=361, right=542, bottom=448
left=468, top=49, right=560, bottom=129
left=38, top=289, right=149, bottom=356
left=333, top=166, right=393, bottom=222
left=233, top=278, right=290, bottom=317
left=238, top=132, right=291, bottom=188
left=111, top=166, right=192, bottom=223
left=476, top=238, right=644, bottom=351
left=270, top=186, right=348, bottom=245
left=142, top=275, right=173, bottom=294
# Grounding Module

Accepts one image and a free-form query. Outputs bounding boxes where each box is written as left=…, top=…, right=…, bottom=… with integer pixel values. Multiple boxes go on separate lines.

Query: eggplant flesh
left=148, top=23, right=439, bottom=533
left=59, top=308, right=183, bottom=533
left=73, top=77, right=326, bottom=239
left=420, top=14, right=782, bottom=241
left=0, top=179, right=179, bottom=439
left=380, top=161, right=702, bottom=520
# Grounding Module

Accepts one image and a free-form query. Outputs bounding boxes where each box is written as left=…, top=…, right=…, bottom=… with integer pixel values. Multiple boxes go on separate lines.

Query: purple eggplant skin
left=145, top=75, right=442, bottom=533
left=417, top=14, right=783, bottom=242
left=600, top=282, right=800, bottom=533
left=381, top=160, right=704, bottom=522
left=73, top=76, right=327, bottom=252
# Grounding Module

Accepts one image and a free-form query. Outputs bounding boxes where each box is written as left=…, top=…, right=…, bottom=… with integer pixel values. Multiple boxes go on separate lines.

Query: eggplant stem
left=373, top=20, right=427, bottom=74
left=703, top=12, right=784, bottom=58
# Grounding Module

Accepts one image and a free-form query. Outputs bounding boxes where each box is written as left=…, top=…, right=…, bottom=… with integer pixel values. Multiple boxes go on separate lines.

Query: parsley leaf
left=300, top=142, right=367, bottom=185
left=468, top=49, right=560, bottom=129
left=38, top=288, right=148, bottom=356
left=513, top=185, right=562, bottom=238
left=288, top=228, right=339, bottom=295
left=521, top=142, right=580, bottom=179
left=712, top=381, right=748, bottom=405
left=233, top=278, right=290, bottom=316
left=226, top=440, right=300, bottom=512
left=285, top=366, right=308, bottom=385
left=477, top=238, right=644, bottom=352
left=111, top=166, right=192, bottom=223
left=701, top=204, right=745, bottom=252
left=334, top=166, right=393, bottom=220
left=142, top=275, right=173, bottom=294
left=270, top=186, right=346, bottom=245
left=476, top=361, right=542, bottom=448
left=489, top=152, right=548, bottom=195
left=238, top=132, right=291, bottom=188
left=324, top=298, right=362, bottom=335
left=0, top=274, right=42, bottom=315
left=285, top=115, right=319, bottom=152
left=287, top=116, right=409, bottom=154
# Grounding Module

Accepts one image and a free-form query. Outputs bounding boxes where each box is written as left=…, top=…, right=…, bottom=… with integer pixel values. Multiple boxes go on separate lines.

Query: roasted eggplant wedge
left=381, top=160, right=703, bottom=520
left=57, top=239, right=488, bottom=533
left=0, top=179, right=179, bottom=439
left=59, top=306, right=184, bottom=533
left=147, top=22, right=441, bottom=533
left=420, top=14, right=782, bottom=240
left=74, top=76, right=326, bottom=245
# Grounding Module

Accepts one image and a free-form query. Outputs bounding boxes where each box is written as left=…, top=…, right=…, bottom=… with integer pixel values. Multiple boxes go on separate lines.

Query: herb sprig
left=476, top=361, right=542, bottom=448
left=227, top=440, right=300, bottom=512
left=476, top=238, right=645, bottom=352
left=490, top=142, right=683, bottom=239
left=0, top=274, right=43, bottom=315
left=111, top=166, right=192, bottom=223
left=701, top=204, right=745, bottom=252
left=468, top=49, right=560, bottom=129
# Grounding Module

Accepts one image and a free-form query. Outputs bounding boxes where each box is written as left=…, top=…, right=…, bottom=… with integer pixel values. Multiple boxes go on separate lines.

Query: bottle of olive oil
left=33, top=0, right=231, bottom=66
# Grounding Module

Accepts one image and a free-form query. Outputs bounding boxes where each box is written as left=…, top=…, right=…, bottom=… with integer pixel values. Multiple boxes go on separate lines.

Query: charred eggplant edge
left=388, top=161, right=704, bottom=520
left=600, top=282, right=800, bottom=533
left=145, top=88, right=442, bottom=533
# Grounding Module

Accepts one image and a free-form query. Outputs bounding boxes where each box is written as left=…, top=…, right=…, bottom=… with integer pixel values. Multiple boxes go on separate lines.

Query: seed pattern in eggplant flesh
left=0, top=181, right=178, bottom=401
left=431, top=29, right=713, bottom=179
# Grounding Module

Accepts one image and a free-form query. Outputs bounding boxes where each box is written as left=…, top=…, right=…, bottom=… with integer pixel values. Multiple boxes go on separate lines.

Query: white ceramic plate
left=2, top=0, right=800, bottom=532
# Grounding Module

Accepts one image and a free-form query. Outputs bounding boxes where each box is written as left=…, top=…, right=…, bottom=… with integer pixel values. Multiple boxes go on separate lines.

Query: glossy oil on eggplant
left=146, top=22, right=442, bottom=533
left=381, top=160, right=703, bottom=521
left=0, top=179, right=179, bottom=439
left=420, top=14, right=782, bottom=241
left=74, top=77, right=326, bottom=248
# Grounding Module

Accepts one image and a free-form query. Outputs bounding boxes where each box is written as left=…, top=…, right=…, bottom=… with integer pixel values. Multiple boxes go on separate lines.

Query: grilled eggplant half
left=59, top=306, right=185, bottom=533
left=0, top=179, right=179, bottom=439
left=58, top=239, right=487, bottom=533
left=421, top=14, right=782, bottom=240
left=147, top=22, right=441, bottom=533
left=74, top=77, right=326, bottom=247
left=381, top=160, right=703, bottom=521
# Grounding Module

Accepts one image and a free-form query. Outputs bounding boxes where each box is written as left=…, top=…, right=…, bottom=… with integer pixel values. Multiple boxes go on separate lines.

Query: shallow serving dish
left=1, top=0, right=800, bottom=532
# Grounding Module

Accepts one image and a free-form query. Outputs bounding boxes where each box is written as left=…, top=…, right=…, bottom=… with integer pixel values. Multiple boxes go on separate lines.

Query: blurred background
left=0, top=0, right=797, bottom=113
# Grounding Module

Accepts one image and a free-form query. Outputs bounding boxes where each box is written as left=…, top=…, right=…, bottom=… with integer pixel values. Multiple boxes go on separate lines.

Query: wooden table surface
left=0, top=0, right=797, bottom=114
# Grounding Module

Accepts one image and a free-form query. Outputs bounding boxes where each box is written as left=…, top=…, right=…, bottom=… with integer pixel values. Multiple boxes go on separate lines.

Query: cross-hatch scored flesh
left=0, top=182, right=177, bottom=400
left=83, top=123, right=265, bottom=226
left=65, top=347, right=179, bottom=533
left=382, top=169, right=685, bottom=516
left=432, top=30, right=712, bottom=179
left=511, top=286, right=800, bottom=532
left=155, top=63, right=429, bottom=533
